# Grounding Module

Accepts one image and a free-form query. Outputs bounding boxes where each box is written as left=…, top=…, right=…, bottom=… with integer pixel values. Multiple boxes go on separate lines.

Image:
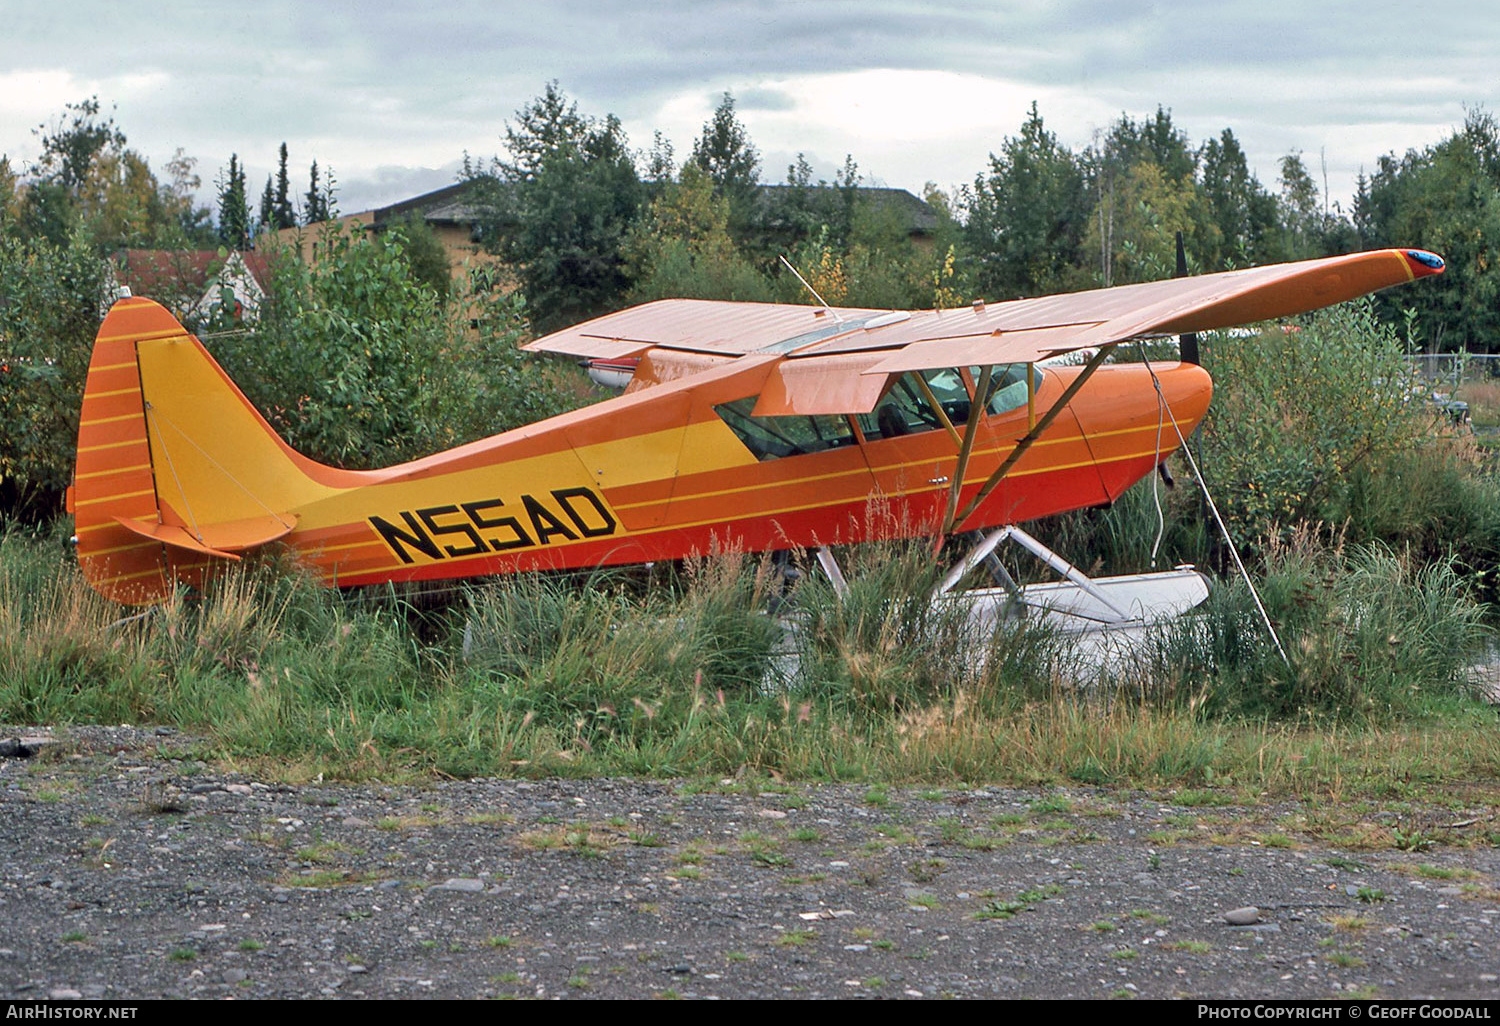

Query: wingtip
left=1404, top=249, right=1446, bottom=276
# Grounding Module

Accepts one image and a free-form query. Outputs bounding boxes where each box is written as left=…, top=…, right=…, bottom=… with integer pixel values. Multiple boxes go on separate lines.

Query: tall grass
left=0, top=526, right=1493, bottom=788
left=1135, top=532, right=1487, bottom=721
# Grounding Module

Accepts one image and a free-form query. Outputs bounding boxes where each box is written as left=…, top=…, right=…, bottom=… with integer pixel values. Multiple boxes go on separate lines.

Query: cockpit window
left=714, top=398, right=859, bottom=461
left=975, top=364, right=1044, bottom=416
left=715, top=364, right=1047, bottom=458
left=858, top=370, right=967, bottom=439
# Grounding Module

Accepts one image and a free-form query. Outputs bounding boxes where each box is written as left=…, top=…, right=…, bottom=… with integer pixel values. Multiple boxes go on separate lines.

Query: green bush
left=208, top=227, right=575, bottom=470
left=0, top=230, right=106, bottom=520
left=1200, top=299, right=1428, bottom=550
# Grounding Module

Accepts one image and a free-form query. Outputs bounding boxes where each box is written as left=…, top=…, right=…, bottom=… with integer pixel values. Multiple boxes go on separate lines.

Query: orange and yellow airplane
left=68, top=248, right=1445, bottom=606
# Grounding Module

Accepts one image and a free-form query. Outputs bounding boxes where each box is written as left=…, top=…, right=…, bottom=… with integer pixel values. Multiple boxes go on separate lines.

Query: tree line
left=1, top=87, right=1496, bottom=348
left=459, top=86, right=1500, bottom=348
left=0, top=96, right=339, bottom=254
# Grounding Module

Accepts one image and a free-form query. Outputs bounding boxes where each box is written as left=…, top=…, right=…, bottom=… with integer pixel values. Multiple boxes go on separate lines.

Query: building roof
left=752, top=184, right=940, bottom=235
left=365, top=179, right=939, bottom=237
left=369, top=181, right=494, bottom=227
left=112, top=249, right=273, bottom=297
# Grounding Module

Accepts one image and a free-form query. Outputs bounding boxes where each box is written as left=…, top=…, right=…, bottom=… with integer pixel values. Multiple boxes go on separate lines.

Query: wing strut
left=910, top=374, right=963, bottom=447
left=941, top=364, right=993, bottom=534
left=946, top=347, right=1112, bottom=532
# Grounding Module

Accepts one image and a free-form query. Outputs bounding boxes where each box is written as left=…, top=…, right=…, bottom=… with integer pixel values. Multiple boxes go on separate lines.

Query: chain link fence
left=1407, top=353, right=1500, bottom=387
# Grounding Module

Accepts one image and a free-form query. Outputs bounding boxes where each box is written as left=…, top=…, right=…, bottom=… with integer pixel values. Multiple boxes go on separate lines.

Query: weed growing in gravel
left=1323, top=856, right=1371, bottom=872
left=279, top=868, right=379, bottom=888
left=1407, top=864, right=1478, bottom=881
left=974, top=899, right=1028, bottom=921
left=1392, top=823, right=1440, bottom=851
left=973, top=884, right=1063, bottom=921
left=295, top=840, right=357, bottom=863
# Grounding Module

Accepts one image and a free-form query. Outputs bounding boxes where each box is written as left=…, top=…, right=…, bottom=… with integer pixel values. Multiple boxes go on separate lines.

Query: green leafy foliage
left=624, top=162, right=775, bottom=303
left=1201, top=300, right=1429, bottom=550
left=466, top=84, right=646, bottom=333
left=690, top=92, right=761, bottom=233
left=1198, top=128, right=1282, bottom=265
left=0, top=229, right=106, bottom=519
left=1358, top=108, right=1500, bottom=351
left=19, top=97, right=212, bottom=250
left=209, top=225, right=569, bottom=470
left=961, top=102, right=1088, bottom=299
left=216, top=154, right=250, bottom=250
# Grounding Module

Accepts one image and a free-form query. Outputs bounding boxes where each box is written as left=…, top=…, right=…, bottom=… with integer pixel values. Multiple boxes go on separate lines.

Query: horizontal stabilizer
left=112, top=513, right=298, bottom=561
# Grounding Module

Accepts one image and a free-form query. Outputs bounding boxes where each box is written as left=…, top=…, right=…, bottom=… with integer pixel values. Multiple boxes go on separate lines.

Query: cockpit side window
left=713, top=398, right=859, bottom=461
left=714, top=364, right=1047, bottom=457
left=974, top=364, right=1044, bottom=416
left=858, top=370, right=969, bottom=439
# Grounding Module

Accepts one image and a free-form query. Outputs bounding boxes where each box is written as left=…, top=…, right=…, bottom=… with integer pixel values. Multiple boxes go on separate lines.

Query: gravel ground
left=3, top=725, right=1499, bottom=1001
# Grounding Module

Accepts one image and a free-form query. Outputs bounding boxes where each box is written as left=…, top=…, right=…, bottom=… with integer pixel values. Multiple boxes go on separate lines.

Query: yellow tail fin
left=72, top=296, right=320, bottom=603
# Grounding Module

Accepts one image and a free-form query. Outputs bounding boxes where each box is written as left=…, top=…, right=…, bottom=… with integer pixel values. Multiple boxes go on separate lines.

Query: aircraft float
left=69, top=248, right=1445, bottom=631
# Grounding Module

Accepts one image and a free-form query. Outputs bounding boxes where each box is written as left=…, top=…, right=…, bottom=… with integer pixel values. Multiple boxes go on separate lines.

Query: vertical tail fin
left=71, top=296, right=324, bottom=604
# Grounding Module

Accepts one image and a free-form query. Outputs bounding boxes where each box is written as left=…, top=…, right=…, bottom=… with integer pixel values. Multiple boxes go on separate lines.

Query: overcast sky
left=3, top=1, right=1492, bottom=218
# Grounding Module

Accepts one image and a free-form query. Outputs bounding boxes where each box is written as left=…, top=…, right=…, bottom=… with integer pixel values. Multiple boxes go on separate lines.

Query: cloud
left=736, top=87, right=797, bottom=113
left=1, top=0, right=1494, bottom=213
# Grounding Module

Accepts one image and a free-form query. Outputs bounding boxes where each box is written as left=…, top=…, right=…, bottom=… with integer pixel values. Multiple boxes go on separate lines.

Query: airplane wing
left=525, top=249, right=1444, bottom=377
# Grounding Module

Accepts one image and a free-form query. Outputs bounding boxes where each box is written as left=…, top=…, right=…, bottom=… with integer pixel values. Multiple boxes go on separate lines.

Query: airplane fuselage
left=288, top=356, right=1211, bottom=588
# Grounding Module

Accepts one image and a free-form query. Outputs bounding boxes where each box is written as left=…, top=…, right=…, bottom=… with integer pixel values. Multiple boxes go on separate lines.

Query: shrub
left=0, top=230, right=107, bottom=519
left=1199, top=299, right=1428, bottom=551
left=208, top=227, right=575, bottom=471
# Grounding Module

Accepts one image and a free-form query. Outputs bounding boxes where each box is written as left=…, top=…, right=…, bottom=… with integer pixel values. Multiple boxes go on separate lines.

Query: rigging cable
left=1139, top=342, right=1167, bottom=569
left=1134, top=348, right=1291, bottom=668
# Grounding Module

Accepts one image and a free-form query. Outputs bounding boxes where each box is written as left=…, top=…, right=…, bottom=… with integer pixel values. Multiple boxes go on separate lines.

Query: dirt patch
left=3, top=725, right=1498, bottom=1000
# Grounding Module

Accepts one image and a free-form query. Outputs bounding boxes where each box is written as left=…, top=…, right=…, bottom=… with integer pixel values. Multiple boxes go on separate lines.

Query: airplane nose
left=1156, top=362, right=1214, bottom=435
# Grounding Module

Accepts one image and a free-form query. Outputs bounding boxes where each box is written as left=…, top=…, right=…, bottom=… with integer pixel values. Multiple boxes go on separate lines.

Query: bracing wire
left=1134, top=347, right=1292, bottom=667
